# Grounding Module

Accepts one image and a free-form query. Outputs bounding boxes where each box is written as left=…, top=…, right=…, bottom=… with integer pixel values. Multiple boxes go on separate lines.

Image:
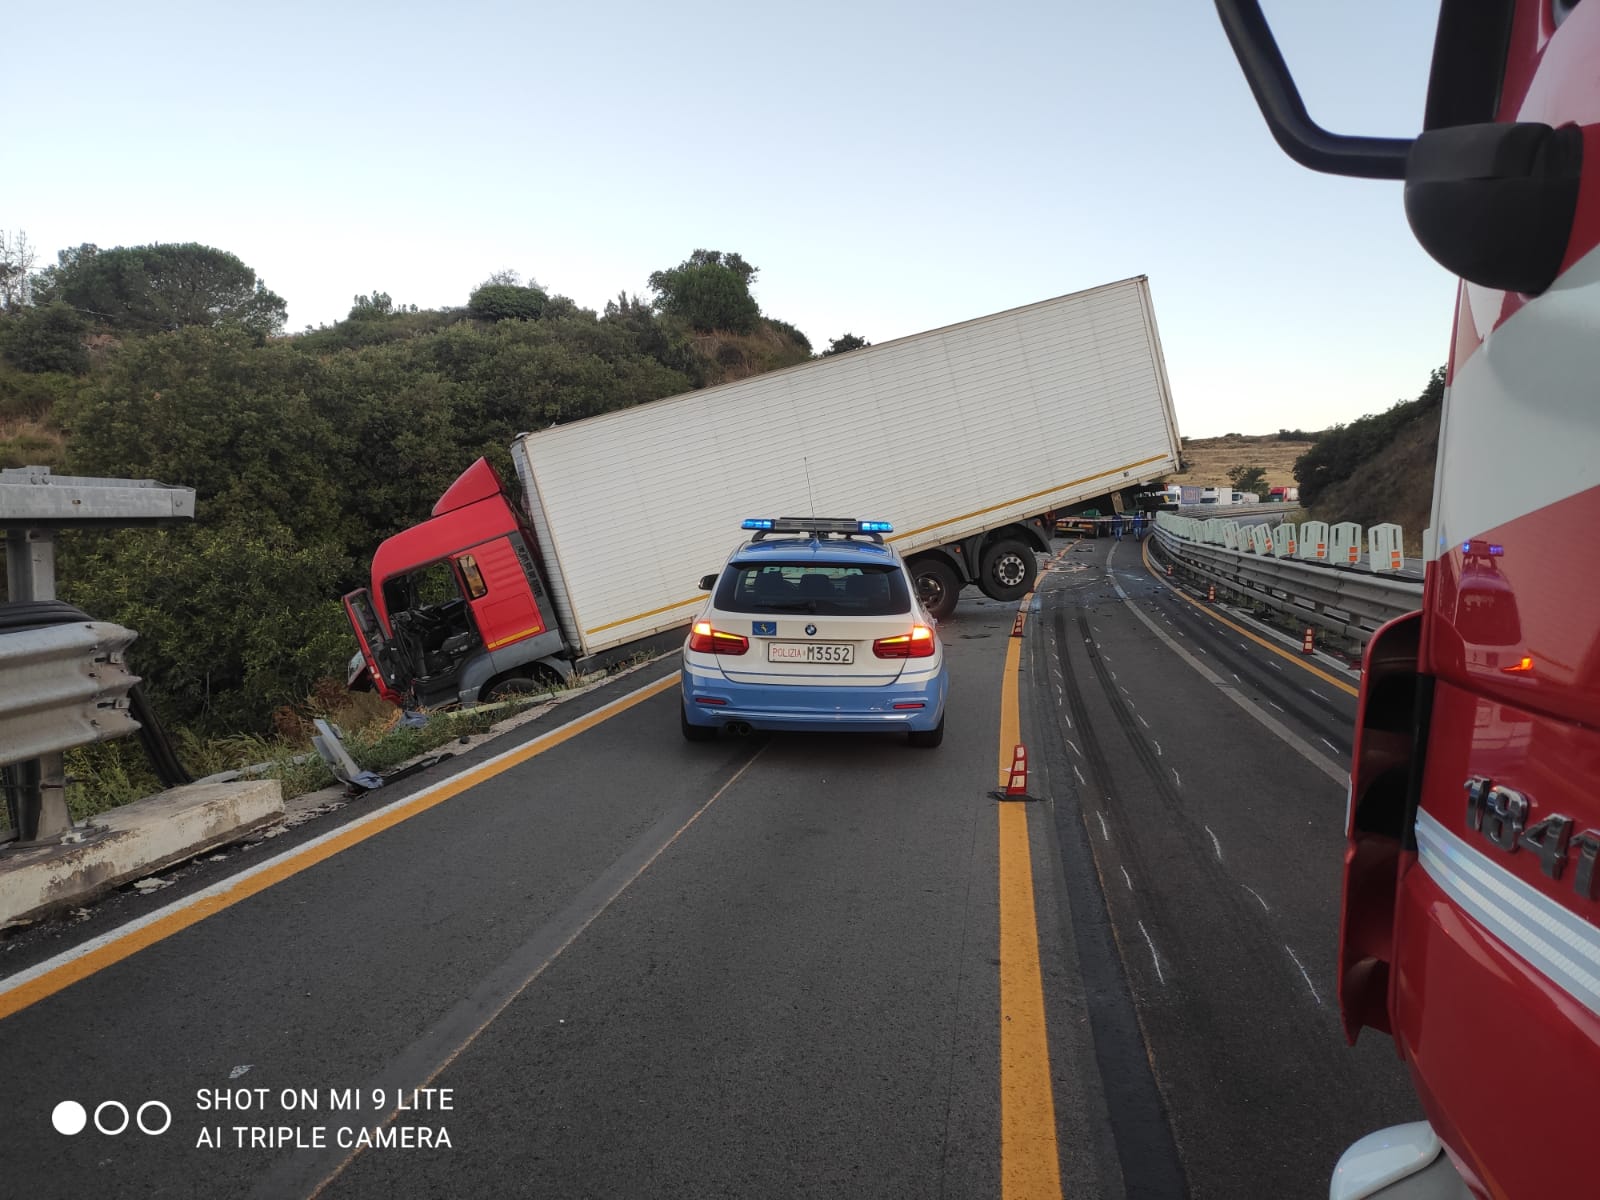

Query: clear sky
left=8, top=1, right=1456, bottom=437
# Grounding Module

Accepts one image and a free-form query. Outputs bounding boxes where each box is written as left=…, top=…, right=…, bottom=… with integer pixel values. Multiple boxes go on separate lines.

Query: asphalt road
left=0, top=536, right=1418, bottom=1198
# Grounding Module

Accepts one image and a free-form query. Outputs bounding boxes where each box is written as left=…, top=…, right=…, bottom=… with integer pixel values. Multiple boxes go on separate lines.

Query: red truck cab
left=344, top=458, right=569, bottom=709
left=1218, top=3, right=1600, bottom=1196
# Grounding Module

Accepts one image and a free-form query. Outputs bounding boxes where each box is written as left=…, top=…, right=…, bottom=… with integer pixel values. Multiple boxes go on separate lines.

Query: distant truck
left=345, top=276, right=1184, bottom=709
left=1269, top=486, right=1300, bottom=503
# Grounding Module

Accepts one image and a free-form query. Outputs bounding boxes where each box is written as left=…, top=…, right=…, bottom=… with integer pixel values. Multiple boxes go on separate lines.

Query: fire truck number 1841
left=1464, top=777, right=1600, bottom=901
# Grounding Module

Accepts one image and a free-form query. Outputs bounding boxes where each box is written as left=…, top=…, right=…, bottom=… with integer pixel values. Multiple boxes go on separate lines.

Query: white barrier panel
left=1249, top=525, right=1272, bottom=555
left=1299, top=520, right=1329, bottom=562
left=1270, top=523, right=1298, bottom=558
left=1369, top=523, right=1404, bottom=573
left=1221, top=522, right=1242, bottom=550
left=1331, top=522, right=1363, bottom=566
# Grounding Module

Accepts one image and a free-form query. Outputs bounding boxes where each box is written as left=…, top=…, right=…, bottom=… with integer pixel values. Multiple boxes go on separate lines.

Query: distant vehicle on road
left=680, top=518, right=949, bottom=747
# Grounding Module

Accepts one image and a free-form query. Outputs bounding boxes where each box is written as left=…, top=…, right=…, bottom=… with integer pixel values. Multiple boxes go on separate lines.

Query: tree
left=1227, top=464, right=1271, bottom=499
left=0, top=229, right=37, bottom=309
left=822, top=333, right=870, bottom=356
left=647, top=249, right=760, bottom=333
left=0, top=301, right=90, bottom=374
left=34, top=242, right=287, bottom=336
left=468, top=282, right=548, bottom=322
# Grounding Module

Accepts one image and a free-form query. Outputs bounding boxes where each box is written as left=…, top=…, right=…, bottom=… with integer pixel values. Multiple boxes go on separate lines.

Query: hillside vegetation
left=1168, top=367, right=1443, bottom=556
left=0, top=240, right=822, bottom=737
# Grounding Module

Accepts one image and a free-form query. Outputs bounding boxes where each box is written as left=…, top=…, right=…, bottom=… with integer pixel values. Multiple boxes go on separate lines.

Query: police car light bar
left=741, top=517, right=894, bottom=538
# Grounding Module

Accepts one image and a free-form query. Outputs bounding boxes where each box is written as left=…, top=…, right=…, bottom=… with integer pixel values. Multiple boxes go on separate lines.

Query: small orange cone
left=1165, top=564, right=1173, bottom=577
left=1301, top=627, right=1315, bottom=654
left=1005, top=746, right=1028, bottom=795
left=1207, top=584, right=1216, bottom=602
left=993, top=745, right=1035, bottom=801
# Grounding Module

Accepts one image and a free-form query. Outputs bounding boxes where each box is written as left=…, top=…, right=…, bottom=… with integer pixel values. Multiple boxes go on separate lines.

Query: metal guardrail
left=1152, top=524, right=1422, bottom=646
left=0, top=622, right=142, bottom=768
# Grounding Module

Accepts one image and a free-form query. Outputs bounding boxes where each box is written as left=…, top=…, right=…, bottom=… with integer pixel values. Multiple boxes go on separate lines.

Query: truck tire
left=978, top=539, right=1035, bottom=601
left=910, top=557, right=961, bottom=622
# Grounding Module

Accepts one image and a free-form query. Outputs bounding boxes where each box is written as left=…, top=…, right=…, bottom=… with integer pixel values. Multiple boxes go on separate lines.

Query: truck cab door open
left=344, top=588, right=408, bottom=704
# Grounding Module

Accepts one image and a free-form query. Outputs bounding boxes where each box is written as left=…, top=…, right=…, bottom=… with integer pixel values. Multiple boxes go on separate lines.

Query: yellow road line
left=0, top=673, right=682, bottom=1022
left=1139, top=538, right=1358, bottom=697
left=998, top=594, right=1064, bottom=1199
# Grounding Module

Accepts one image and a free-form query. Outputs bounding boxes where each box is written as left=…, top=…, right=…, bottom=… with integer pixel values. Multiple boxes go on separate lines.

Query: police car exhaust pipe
left=726, top=721, right=753, bottom=736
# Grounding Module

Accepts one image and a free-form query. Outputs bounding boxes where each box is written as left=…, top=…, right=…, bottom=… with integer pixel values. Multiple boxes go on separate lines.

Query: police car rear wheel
left=908, top=714, right=944, bottom=748
left=681, top=705, right=717, bottom=742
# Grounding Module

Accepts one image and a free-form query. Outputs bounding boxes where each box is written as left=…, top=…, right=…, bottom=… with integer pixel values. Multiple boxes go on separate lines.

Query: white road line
left=1171, top=768, right=1182, bottom=789
left=1097, top=812, right=1110, bottom=842
left=1109, top=669, right=1117, bottom=681
left=1231, top=672, right=1241, bottom=682
left=1321, top=738, right=1340, bottom=754
left=1073, top=764, right=1087, bottom=787
left=1244, top=885, right=1271, bottom=912
left=1285, top=945, right=1324, bottom=1006
left=1306, top=687, right=1322, bottom=700
left=1205, top=825, right=1222, bottom=860
left=1239, top=641, right=1249, bottom=650
left=1138, top=921, right=1166, bottom=985
left=1268, top=700, right=1285, bottom=713
left=1064, top=713, right=1073, bottom=729
left=1103, top=651, right=1112, bottom=660
left=1067, top=739, right=1082, bottom=757
left=1120, top=866, right=1134, bottom=892
left=1137, top=714, right=1150, bottom=728
left=1153, top=740, right=1163, bottom=757
left=1270, top=661, right=1283, bottom=672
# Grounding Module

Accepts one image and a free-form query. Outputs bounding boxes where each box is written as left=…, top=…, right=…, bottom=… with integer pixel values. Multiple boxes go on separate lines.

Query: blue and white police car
left=681, top=518, right=950, bottom=747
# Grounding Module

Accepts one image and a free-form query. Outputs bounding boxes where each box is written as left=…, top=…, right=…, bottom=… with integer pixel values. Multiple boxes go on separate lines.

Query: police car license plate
left=768, top=642, right=853, bottom=664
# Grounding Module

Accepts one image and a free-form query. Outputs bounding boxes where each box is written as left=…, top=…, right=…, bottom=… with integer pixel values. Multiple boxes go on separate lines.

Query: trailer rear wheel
left=978, top=540, right=1035, bottom=601
left=911, top=558, right=961, bottom=622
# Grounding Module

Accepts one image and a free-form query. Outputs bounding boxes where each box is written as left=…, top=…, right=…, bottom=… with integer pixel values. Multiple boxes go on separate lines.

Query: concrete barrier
left=0, top=780, right=283, bottom=929
left=1369, top=523, right=1404, bottom=573
left=1331, top=522, right=1363, bottom=566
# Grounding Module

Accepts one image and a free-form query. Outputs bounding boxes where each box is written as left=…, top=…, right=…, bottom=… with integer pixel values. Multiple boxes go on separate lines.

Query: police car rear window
left=716, top=563, right=911, bottom=616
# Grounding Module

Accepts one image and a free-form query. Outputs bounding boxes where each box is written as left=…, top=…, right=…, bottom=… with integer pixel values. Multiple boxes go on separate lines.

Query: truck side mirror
left=1404, top=123, right=1583, bottom=295
left=698, top=574, right=717, bottom=591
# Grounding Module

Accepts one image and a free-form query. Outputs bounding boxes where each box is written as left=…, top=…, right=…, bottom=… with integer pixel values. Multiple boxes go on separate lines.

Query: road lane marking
left=1097, top=812, right=1110, bottom=842
left=1171, top=769, right=1182, bottom=789
left=1244, top=885, right=1271, bottom=912
left=0, top=672, right=683, bottom=1021
left=1285, top=946, right=1324, bottom=1006
left=997, top=598, right=1063, bottom=1199
left=1137, top=921, right=1166, bottom=985
left=1107, top=545, right=1346, bottom=788
left=1137, top=715, right=1150, bottom=729
left=1321, top=738, right=1340, bottom=754
left=1072, top=764, right=1086, bottom=787
left=1139, top=539, right=1358, bottom=697
left=291, top=740, right=770, bottom=1197
left=1205, top=826, right=1221, bottom=861
left=1120, top=866, right=1133, bottom=892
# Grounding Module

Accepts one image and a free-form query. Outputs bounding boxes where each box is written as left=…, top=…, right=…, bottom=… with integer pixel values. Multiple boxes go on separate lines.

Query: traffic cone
left=993, top=745, right=1034, bottom=801
left=1207, top=583, right=1216, bottom=602
left=1301, top=627, right=1315, bottom=654
left=1165, top=564, right=1173, bottom=577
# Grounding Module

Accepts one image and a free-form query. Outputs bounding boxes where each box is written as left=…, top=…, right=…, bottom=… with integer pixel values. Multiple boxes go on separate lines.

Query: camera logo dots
left=53, top=1099, right=171, bottom=1136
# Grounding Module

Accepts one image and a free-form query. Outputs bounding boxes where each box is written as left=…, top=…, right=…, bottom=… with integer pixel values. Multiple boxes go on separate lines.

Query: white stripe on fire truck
left=1415, top=809, right=1600, bottom=1021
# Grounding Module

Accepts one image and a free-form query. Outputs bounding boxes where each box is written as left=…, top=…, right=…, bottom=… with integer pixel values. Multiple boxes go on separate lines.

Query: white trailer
left=512, top=275, right=1183, bottom=659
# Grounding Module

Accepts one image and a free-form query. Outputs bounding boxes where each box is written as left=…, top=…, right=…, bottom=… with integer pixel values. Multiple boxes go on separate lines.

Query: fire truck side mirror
left=1404, top=122, right=1584, bottom=295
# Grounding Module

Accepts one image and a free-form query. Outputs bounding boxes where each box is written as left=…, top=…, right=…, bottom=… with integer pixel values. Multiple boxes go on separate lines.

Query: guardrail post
left=4, top=528, right=71, bottom=840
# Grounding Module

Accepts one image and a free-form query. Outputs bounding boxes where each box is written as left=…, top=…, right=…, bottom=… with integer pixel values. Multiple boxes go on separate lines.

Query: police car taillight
left=873, top=625, right=936, bottom=659
left=689, top=621, right=749, bottom=655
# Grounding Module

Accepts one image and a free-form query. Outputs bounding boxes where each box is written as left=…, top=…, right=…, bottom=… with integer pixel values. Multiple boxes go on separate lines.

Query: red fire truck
left=1217, top=3, right=1599, bottom=1197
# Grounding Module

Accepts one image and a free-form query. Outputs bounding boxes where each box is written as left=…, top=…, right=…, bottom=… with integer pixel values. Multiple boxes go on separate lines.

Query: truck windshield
left=715, top=562, right=911, bottom=616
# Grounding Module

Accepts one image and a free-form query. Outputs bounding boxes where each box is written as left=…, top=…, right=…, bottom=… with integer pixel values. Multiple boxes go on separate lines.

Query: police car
left=681, top=518, right=950, bottom=747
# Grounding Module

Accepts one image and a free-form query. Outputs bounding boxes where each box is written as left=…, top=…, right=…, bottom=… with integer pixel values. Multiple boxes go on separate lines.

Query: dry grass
left=0, top=418, right=68, bottom=470
left=1168, top=434, right=1315, bottom=490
